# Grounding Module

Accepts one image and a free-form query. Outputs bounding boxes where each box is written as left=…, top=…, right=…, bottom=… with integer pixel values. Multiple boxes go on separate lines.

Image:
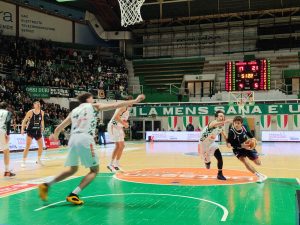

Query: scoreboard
left=225, top=59, right=271, bottom=91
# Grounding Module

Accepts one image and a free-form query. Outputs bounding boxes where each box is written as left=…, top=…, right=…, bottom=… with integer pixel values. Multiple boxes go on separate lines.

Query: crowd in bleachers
left=0, top=34, right=129, bottom=97
left=0, top=34, right=129, bottom=131
left=0, top=77, right=70, bottom=132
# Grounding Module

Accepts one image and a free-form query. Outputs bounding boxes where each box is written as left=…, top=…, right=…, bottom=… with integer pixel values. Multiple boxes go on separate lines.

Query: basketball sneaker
left=36, top=160, right=45, bottom=166
left=4, top=171, right=16, bottom=177
left=256, top=173, right=267, bottom=183
left=66, top=193, right=84, bottom=205
left=114, top=166, right=124, bottom=172
left=38, top=183, right=49, bottom=201
left=217, top=173, right=226, bottom=180
left=107, top=165, right=116, bottom=172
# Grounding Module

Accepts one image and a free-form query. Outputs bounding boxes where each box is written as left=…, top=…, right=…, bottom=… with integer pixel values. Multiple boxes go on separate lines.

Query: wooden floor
left=1, top=141, right=299, bottom=187
left=0, top=141, right=299, bottom=225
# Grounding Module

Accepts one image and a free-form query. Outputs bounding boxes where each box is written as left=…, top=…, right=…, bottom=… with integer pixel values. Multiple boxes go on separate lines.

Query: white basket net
left=118, top=0, right=145, bottom=27
left=228, top=91, right=255, bottom=116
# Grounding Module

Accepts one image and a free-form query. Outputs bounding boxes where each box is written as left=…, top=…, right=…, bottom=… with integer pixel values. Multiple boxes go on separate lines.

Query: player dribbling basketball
left=227, top=116, right=267, bottom=183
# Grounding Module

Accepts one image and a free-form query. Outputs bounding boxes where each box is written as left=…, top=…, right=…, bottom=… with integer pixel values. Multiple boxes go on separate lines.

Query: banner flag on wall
left=168, top=116, right=178, bottom=130
left=183, top=116, right=193, bottom=128
left=260, top=115, right=271, bottom=129
left=277, top=114, right=288, bottom=129
left=198, top=116, right=209, bottom=130
left=293, top=114, right=300, bottom=129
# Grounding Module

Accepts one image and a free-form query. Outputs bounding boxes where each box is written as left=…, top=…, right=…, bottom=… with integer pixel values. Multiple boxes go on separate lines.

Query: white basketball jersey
left=70, top=103, right=99, bottom=136
left=110, top=107, right=130, bottom=127
left=200, top=121, right=224, bottom=143
left=0, top=109, right=9, bottom=133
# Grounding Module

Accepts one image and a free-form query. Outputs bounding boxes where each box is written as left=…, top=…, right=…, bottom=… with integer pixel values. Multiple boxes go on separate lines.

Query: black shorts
left=27, top=130, right=42, bottom=140
left=233, top=148, right=259, bottom=161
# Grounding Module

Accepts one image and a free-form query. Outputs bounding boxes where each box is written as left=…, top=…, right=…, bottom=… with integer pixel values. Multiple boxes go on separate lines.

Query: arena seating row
left=133, top=56, right=205, bottom=92
left=0, top=35, right=128, bottom=99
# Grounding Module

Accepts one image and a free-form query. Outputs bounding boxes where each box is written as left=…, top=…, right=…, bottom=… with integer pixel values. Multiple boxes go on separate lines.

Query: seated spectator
left=186, top=123, right=194, bottom=131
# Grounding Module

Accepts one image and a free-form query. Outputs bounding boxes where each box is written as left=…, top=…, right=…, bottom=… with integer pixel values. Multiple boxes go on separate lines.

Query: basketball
left=244, top=139, right=257, bottom=150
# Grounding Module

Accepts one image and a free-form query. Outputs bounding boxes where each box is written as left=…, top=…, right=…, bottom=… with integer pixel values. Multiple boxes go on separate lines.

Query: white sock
left=5, top=164, right=9, bottom=172
left=72, top=187, right=81, bottom=195
left=23, top=159, right=26, bottom=163
left=110, top=160, right=115, bottom=166
left=115, top=160, right=120, bottom=167
left=255, top=172, right=261, bottom=177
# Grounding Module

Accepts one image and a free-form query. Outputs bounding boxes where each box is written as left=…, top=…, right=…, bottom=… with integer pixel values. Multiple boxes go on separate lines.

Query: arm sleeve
left=5, top=112, right=12, bottom=135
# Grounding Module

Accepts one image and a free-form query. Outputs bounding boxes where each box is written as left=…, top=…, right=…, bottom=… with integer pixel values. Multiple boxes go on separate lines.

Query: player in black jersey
left=21, top=101, right=45, bottom=167
left=227, top=116, right=267, bottom=183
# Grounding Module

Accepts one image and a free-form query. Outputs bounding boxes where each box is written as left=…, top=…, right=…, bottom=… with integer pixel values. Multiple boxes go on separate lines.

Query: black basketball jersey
left=27, top=110, right=42, bottom=131
left=227, top=125, right=253, bottom=149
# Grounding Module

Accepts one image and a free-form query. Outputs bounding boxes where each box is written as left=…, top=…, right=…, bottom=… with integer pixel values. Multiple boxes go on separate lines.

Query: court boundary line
left=0, top=175, right=116, bottom=199
left=113, top=168, right=260, bottom=186
left=113, top=168, right=300, bottom=186
left=34, top=192, right=229, bottom=222
left=0, top=175, right=81, bottom=199
left=227, top=165, right=300, bottom=171
left=113, top=174, right=260, bottom=186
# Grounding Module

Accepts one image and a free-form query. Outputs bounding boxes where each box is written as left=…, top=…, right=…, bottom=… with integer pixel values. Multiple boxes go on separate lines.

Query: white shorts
left=108, top=123, right=125, bottom=142
left=198, top=141, right=219, bottom=163
left=65, top=134, right=99, bottom=168
left=0, top=131, right=9, bottom=150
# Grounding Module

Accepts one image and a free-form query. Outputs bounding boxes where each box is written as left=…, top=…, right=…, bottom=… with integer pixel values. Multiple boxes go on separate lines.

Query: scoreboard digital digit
left=225, top=59, right=271, bottom=91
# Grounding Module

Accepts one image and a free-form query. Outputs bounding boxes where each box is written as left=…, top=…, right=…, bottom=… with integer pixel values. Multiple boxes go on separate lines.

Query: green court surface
left=0, top=174, right=299, bottom=225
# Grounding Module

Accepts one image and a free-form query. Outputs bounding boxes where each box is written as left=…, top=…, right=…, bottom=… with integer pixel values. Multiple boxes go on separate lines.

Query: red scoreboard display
left=225, top=59, right=271, bottom=91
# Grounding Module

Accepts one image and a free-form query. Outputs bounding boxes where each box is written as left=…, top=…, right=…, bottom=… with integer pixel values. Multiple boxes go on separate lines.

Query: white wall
left=0, top=1, right=16, bottom=36
left=19, top=7, right=72, bottom=42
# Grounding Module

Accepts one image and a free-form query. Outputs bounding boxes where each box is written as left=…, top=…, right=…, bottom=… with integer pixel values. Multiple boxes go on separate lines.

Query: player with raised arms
left=38, top=93, right=145, bottom=205
left=198, top=110, right=232, bottom=180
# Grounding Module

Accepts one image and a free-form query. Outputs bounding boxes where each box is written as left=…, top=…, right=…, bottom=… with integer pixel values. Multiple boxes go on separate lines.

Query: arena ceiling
left=54, top=0, right=300, bottom=30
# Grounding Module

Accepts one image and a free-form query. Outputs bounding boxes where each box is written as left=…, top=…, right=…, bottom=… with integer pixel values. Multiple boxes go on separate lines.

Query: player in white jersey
left=198, top=110, right=231, bottom=180
left=38, top=93, right=145, bottom=205
left=0, top=102, right=15, bottom=177
left=107, top=96, right=132, bottom=172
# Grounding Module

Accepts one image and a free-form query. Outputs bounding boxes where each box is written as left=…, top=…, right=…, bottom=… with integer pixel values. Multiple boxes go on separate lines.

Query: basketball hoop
left=118, top=0, right=145, bottom=27
left=228, top=91, right=255, bottom=116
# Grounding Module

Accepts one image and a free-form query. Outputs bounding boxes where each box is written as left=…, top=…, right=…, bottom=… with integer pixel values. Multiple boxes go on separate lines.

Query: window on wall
left=292, top=78, right=300, bottom=95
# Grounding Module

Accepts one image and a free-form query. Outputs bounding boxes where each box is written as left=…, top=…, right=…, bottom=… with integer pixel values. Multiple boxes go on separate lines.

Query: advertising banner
left=19, top=7, right=72, bottom=42
left=131, top=104, right=300, bottom=117
left=261, top=131, right=300, bottom=142
left=26, top=86, right=50, bottom=98
left=0, top=1, right=16, bottom=36
left=0, top=134, right=46, bottom=151
left=145, top=131, right=220, bottom=142
left=44, top=138, right=59, bottom=149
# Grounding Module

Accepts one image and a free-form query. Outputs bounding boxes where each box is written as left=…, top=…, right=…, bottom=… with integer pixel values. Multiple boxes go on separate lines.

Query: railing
left=169, top=84, right=189, bottom=96
left=214, top=79, right=295, bottom=95
left=134, top=98, right=300, bottom=106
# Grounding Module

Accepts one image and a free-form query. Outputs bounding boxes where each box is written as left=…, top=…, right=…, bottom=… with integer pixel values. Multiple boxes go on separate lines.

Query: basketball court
left=0, top=141, right=299, bottom=225
left=0, top=0, right=300, bottom=224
